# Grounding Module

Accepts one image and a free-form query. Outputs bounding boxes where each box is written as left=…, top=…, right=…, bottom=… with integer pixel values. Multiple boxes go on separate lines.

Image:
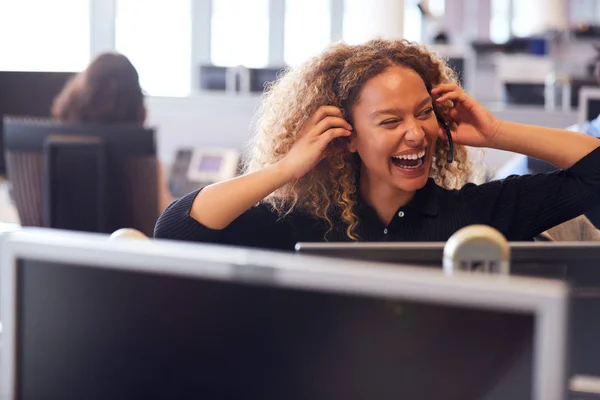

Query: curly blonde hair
left=243, top=39, right=473, bottom=240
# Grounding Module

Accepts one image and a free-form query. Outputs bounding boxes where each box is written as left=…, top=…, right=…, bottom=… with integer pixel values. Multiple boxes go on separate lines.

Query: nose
left=403, top=118, right=425, bottom=147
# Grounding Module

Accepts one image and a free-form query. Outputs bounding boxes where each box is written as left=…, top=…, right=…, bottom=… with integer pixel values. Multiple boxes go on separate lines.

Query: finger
left=430, top=83, right=462, bottom=95
left=311, top=105, right=344, bottom=125
left=313, top=116, right=353, bottom=136
left=435, top=91, right=468, bottom=104
left=319, top=127, right=352, bottom=145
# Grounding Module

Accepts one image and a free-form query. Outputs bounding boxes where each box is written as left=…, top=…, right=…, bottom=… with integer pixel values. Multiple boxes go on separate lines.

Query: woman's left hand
left=431, top=84, right=501, bottom=148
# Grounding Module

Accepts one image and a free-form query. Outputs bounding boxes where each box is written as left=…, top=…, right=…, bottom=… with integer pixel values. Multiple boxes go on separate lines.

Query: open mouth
left=391, top=149, right=427, bottom=169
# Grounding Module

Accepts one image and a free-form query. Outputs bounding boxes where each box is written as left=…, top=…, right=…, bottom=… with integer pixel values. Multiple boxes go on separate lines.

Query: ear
left=437, top=126, right=447, bottom=141
left=347, top=136, right=358, bottom=153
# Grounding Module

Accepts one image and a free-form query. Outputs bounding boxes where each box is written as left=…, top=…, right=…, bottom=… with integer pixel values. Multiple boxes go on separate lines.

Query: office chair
left=3, top=117, right=159, bottom=236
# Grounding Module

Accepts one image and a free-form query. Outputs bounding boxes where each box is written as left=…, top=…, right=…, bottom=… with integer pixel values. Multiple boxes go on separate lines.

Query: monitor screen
left=447, top=57, right=465, bottom=87
left=16, top=259, right=534, bottom=399
left=198, top=65, right=228, bottom=91
left=586, top=98, right=600, bottom=121
left=0, top=71, right=74, bottom=174
left=248, top=67, right=285, bottom=93
left=198, top=154, right=223, bottom=172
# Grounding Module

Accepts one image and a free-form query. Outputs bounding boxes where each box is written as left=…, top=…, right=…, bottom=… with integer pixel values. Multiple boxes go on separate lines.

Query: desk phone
left=169, top=147, right=241, bottom=198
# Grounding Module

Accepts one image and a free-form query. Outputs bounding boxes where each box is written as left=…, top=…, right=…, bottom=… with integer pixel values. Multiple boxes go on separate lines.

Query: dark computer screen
left=198, top=65, right=228, bottom=91
left=16, top=259, right=534, bottom=400
left=586, top=98, right=600, bottom=121
left=504, top=83, right=546, bottom=106
left=570, top=77, right=598, bottom=108
left=447, top=57, right=465, bottom=87
left=248, top=67, right=285, bottom=93
left=0, top=71, right=74, bottom=174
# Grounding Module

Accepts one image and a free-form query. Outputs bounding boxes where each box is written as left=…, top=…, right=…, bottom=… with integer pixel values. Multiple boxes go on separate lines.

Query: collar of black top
left=355, top=178, right=439, bottom=217
left=406, top=178, right=438, bottom=216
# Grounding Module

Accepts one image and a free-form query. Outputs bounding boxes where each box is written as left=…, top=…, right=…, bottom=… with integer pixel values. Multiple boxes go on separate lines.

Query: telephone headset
left=426, top=82, right=454, bottom=163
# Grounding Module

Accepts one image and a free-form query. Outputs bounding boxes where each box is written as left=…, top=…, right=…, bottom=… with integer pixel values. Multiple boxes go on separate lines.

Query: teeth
left=396, top=159, right=424, bottom=169
left=393, top=150, right=426, bottom=160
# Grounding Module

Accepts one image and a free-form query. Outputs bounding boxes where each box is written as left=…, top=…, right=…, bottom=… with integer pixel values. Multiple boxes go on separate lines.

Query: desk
left=0, top=178, right=20, bottom=225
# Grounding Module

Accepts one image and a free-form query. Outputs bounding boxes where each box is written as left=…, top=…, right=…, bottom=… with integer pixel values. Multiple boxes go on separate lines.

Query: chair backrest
left=3, top=117, right=159, bottom=236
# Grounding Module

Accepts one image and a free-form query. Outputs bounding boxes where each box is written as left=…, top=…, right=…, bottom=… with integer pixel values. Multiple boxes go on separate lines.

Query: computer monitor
left=0, top=71, right=75, bottom=175
left=447, top=57, right=465, bottom=87
left=295, top=241, right=600, bottom=281
left=429, top=45, right=475, bottom=94
left=295, top=241, right=600, bottom=377
left=198, top=65, right=229, bottom=91
left=578, top=86, right=600, bottom=124
left=0, top=230, right=568, bottom=400
left=247, top=66, right=285, bottom=93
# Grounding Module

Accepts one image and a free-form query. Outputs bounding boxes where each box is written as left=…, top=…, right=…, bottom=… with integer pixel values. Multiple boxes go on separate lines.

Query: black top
left=154, top=147, right=600, bottom=251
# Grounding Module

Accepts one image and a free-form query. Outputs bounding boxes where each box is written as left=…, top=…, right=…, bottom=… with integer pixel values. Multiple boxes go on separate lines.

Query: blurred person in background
left=52, top=52, right=172, bottom=212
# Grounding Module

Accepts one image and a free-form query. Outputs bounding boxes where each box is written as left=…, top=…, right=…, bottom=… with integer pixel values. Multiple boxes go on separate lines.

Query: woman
left=52, top=52, right=172, bottom=212
left=154, top=39, right=600, bottom=250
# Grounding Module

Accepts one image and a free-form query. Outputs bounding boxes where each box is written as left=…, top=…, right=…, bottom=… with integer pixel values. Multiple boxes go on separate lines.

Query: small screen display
left=587, top=99, right=600, bottom=121
left=198, top=155, right=223, bottom=172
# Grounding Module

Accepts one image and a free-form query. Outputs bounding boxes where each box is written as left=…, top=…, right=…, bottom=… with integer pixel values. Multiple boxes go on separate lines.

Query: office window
left=211, top=0, right=269, bottom=68
left=0, top=0, right=90, bottom=71
left=342, top=0, right=365, bottom=45
left=512, top=1, right=539, bottom=38
left=490, top=0, right=510, bottom=43
left=284, top=0, right=331, bottom=66
left=403, top=0, right=423, bottom=43
left=570, top=0, right=599, bottom=24
left=115, top=0, right=192, bottom=97
left=343, top=0, right=413, bottom=45
left=428, top=0, right=445, bottom=17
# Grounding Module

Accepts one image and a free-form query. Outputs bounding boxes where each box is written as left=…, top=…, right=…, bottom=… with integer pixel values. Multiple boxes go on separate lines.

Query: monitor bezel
left=1, top=230, right=569, bottom=400
left=295, top=240, right=600, bottom=263
left=578, top=86, right=600, bottom=125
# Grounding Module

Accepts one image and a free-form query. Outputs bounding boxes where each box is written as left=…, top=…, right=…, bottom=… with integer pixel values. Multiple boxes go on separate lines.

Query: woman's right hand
left=279, top=106, right=353, bottom=180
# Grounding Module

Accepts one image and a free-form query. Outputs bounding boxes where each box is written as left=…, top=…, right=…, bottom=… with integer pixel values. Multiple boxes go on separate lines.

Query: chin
left=389, top=157, right=432, bottom=192
left=393, top=173, right=429, bottom=192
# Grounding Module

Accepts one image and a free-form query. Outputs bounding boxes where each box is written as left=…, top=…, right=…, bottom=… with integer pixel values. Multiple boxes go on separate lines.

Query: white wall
left=145, top=93, right=262, bottom=164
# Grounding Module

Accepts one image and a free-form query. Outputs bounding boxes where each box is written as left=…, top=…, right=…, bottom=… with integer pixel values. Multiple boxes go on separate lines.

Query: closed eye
left=418, top=107, right=434, bottom=118
left=380, top=119, right=400, bottom=126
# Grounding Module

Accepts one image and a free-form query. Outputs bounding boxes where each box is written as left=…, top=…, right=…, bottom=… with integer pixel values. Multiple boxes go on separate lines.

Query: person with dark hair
left=155, top=39, right=600, bottom=249
left=52, top=52, right=172, bottom=212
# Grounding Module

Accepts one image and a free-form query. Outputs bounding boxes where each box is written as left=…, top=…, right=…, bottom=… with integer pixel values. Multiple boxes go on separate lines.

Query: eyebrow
left=370, top=97, right=432, bottom=119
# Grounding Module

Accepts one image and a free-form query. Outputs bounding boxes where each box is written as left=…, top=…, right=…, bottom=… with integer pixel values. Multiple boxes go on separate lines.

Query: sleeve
left=153, top=189, right=295, bottom=250
left=460, top=146, right=600, bottom=240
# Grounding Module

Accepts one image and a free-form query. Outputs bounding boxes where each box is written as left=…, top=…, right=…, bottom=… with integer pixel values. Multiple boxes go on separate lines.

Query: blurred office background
left=3, top=0, right=600, bottom=224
